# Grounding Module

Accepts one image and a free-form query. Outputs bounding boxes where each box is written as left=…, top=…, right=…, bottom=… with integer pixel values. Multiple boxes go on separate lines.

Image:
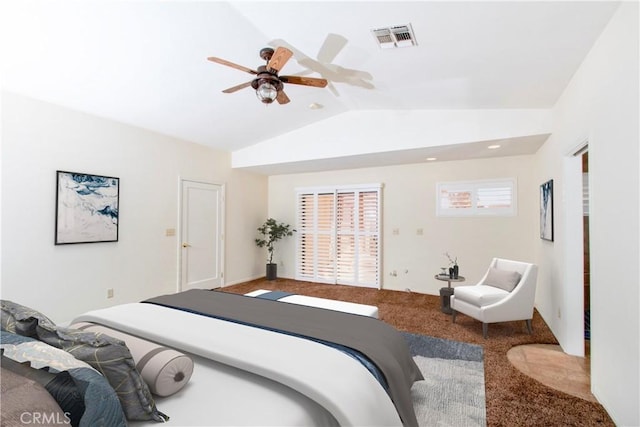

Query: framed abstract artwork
left=540, top=179, right=554, bottom=241
left=55, top=171, right=120, bottom=244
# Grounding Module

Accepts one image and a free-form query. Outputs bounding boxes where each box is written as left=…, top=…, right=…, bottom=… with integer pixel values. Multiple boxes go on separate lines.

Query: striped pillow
left=72, top=322, right=194, bottom=397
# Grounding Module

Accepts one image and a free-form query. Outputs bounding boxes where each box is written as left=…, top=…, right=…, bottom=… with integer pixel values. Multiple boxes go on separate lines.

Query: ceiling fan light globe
left=256, top=82, right=278, bottom=103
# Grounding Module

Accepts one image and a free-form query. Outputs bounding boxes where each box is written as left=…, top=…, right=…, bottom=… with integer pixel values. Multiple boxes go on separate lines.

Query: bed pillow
left=73, top=322, right=194, bottom=397
left=484, top=267, right=522, bottom=292
left=1, top=354, right=86, bottom=426
left=1, top=300, right=55, bottom=337
left=42, top=327, right=169, bottom=422
left=0, top=300, right=167, bottom=423
left=0, top=367, right=69, bottom=427
left=1, top=330, right=127, bottom=427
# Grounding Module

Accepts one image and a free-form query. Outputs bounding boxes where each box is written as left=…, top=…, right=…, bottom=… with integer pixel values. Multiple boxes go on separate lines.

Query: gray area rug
left=403, top=332, right=486, bottom=427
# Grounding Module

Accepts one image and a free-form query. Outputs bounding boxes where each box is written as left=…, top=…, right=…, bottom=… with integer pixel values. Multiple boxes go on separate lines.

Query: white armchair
left=451, top=258, right=538, bottom=338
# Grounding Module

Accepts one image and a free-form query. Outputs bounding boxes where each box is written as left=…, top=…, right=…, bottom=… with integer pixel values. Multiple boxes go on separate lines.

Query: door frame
left=563, top=140, right=589, bottom=357
left=177, top=177, right=225, bottom=291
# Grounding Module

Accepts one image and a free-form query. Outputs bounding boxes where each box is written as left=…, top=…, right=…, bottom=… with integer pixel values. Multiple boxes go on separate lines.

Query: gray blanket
left=144, top=289, right=423, bottom=426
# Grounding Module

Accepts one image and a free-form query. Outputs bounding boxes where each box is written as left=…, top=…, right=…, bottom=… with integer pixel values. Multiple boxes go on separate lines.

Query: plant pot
left=266, top=263, right=277, bottom=281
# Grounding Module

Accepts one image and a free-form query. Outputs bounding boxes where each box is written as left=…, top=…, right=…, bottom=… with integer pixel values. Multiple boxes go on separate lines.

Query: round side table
left=434, top=275, right=466, bottom=314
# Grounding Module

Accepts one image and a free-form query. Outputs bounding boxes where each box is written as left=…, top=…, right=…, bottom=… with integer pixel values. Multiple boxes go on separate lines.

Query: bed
left=1, top=290, right=422, bottom=427
left=244, top=289, right=380, bottom=318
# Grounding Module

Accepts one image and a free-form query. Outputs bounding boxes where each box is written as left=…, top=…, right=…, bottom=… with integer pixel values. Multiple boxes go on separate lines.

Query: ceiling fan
left=207, top=47, right=328, bottom=105
left=269, top=35, right=374, bottom=97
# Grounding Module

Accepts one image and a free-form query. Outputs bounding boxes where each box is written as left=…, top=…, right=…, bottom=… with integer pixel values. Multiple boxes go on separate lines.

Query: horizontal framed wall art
left=540, top=179, right=554, bottom=241
left=55, top=170, right=120, bottom=245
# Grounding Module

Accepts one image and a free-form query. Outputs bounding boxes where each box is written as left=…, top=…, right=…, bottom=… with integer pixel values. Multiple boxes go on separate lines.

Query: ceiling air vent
left=371, top=24, right=417, bottom=49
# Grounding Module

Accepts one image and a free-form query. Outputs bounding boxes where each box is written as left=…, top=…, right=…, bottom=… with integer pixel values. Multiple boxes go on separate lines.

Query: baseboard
left=222, top=275, right=264, bottom=287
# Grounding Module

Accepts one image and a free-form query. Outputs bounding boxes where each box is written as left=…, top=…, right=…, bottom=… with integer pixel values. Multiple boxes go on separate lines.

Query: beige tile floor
left=507, top=343, right=596, bottom=402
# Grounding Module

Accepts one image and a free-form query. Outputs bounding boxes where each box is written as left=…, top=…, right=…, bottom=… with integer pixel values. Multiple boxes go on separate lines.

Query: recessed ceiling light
left=488, top=144, right=501, bottom=149
left=309, top=102, right=323, bottom=110
left=426, top=157, right=437, bottom=161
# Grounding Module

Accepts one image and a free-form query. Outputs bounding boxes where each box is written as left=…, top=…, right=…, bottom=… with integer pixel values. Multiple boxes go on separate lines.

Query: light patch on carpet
left=411, top=356, right=486, bottom=427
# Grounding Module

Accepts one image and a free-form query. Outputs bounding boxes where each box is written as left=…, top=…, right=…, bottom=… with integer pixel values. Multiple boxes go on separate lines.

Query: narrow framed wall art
left=540, top=179, right=554, bottom=241
left=55, top=171, right=120, bottom=244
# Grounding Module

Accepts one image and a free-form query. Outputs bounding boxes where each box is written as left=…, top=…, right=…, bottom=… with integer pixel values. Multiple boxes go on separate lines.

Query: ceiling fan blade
left=269, top=37, right=373, bottom=94
left=280, top=75, right=328, bottom=88
left=297, top=59, right=375, bottom=90
left=270, top=39, right=328, bottom=75
left=268, top=39, right=308, bottom=61
left=298, top=58, right=374, bottom=82
left=267, top=47, right=293, bottom=72
left=297, top=57, right=332, bottom=75
left=325, top=63, right=374, bottom=81
left=222, top=81, right=253, bottom=94
left=317, top=33, right=348, bottom=63
left=276, top=90, right=290, bottom=105
left=349, top=79, right=376, bottom=90
left=327, top=81, right=340, bottom=97
left=207, top=57, right=258, bottom=75
left=286, top=68, right=313, bottom=78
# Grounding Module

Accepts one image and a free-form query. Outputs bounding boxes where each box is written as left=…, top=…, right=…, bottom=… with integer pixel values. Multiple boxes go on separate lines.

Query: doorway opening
left=582, top=151, right=591, bottom=357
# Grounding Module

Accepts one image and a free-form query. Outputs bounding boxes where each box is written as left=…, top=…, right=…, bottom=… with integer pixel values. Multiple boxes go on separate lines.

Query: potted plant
left=444, top=251, right=459, bottom=279
left=255, top=218, right=295, bottom=280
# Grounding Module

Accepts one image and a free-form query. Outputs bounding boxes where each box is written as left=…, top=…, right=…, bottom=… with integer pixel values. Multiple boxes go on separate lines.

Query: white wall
left=234, top=109, right=551, bottom=168
left=268, top=155, right=536, bottom=294
left=0, top=92, right=267, bottom=323
left=266, top=8, right=640, bottom=423
left=533, top=3, right=639, bottom=425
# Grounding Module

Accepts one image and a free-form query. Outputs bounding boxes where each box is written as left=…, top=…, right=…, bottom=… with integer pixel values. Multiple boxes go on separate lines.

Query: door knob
left=182, top=243, right=191, bottom=248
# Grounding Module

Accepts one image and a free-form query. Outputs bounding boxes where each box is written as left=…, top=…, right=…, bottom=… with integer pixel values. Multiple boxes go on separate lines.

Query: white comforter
left=73, top=303, right=402, bottom=426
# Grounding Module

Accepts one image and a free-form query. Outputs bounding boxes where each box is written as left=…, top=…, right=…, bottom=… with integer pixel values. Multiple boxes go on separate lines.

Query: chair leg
left=526, top=319, right=533, bottom=334
left=482, top=323, right=488, bottom=339
left=452, top=310, right=457, bottom=323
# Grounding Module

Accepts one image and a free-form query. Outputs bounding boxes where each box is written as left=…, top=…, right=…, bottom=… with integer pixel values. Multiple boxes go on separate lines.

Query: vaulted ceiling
left=1, top=1, right=620, bottom=173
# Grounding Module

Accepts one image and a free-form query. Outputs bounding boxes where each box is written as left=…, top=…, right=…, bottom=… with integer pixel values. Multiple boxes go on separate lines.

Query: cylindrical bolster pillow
left=72, top=322, right=193, bottom=397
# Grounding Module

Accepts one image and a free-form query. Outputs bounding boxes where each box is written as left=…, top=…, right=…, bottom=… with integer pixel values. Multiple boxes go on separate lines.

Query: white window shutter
left=296, top=185, right=381, bottom=288
left=336, top=192, right=356, bottom=284
left=296, top=193, right=315, bottom=281
left=437, top=179, right=516, bottom=216
left=316, top=193, right=336, bottom=281
left=357, top=191, right=380, bottom=286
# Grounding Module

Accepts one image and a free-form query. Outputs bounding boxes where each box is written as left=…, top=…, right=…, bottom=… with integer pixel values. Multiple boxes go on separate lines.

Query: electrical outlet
left=107, top=288, right=114, bottom=299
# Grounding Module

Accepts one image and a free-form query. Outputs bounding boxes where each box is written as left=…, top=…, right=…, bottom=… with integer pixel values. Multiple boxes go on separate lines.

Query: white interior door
left=180, top=180, right=224, bottom=290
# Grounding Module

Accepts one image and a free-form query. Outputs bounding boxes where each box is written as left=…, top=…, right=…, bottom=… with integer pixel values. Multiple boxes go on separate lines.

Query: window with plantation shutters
left=297, top=192, right=336, bottom=282
left=296, top=185, right=381, bottom=288
left=437, top=178, right=516, bottom=216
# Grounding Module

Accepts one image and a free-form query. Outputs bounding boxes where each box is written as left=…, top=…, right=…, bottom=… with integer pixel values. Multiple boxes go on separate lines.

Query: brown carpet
left=222, top=278, right=614, bottom=427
